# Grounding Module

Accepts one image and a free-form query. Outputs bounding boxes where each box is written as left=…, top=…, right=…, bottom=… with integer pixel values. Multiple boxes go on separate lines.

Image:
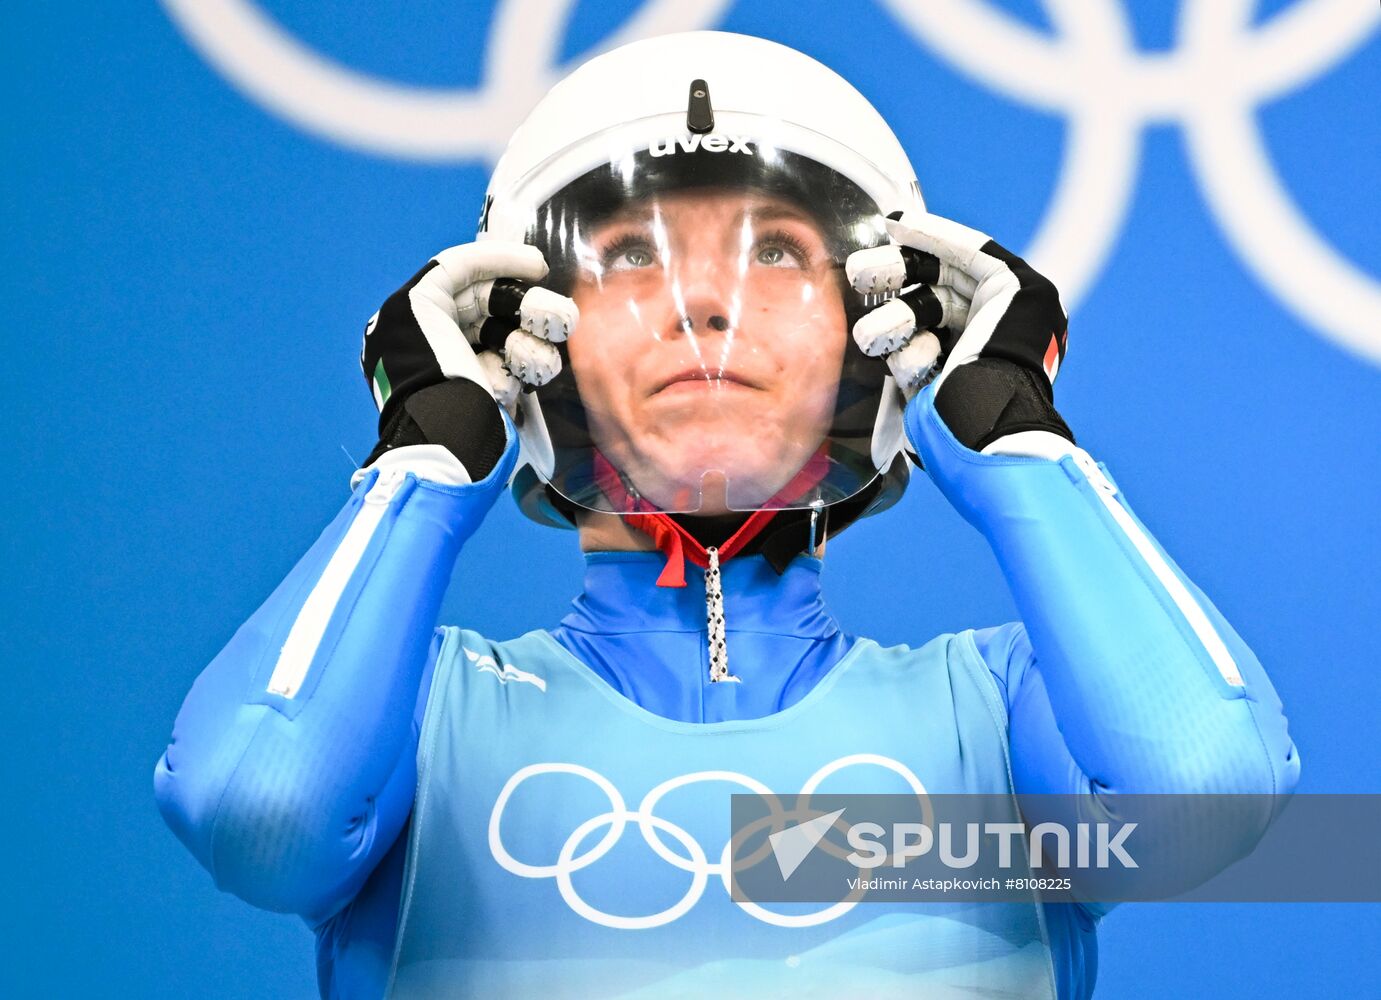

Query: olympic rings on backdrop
left=160, top=0, right=1381, bottom=364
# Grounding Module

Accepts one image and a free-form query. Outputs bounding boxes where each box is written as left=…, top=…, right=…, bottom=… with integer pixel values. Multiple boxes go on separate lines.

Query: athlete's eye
left=753, top=229, right=812, bottom=269
left=602, top=234, right=657, bottom=272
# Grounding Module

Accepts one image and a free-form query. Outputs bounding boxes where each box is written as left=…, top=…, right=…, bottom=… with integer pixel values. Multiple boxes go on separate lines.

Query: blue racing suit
left=153, top=387, right=1299, bottom=998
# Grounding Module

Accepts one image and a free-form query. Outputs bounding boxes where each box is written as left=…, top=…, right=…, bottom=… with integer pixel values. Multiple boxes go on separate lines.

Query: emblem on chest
left=487, top=754, right=929, bottom=929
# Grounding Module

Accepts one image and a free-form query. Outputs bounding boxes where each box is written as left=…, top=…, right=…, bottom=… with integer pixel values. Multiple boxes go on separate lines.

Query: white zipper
left=1070, top=451, right=1243, bottom=687
left=266, top=467, right=407, bottom=698
left=704, top=546, right=738, bottom=684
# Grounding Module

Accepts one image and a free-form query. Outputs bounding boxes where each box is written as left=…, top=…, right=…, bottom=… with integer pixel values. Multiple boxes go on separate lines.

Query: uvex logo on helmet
left=648, top=133, right=754, bottom=157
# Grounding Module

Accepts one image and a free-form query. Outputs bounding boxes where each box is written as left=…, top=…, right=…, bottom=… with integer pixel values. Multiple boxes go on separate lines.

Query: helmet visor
left=502, top=115, right=908, bottom=515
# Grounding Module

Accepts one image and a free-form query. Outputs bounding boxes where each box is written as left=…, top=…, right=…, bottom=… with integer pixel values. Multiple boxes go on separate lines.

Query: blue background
left=4, top=1, right=1378, bottom=996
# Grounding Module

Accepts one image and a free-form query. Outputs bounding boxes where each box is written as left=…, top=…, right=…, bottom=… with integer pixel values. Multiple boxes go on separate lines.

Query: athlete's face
left=566, top=190, right=847, bottom=513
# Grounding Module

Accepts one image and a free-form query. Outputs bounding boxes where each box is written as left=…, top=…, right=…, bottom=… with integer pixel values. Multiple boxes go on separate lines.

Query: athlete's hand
left=845, top=213, right=1072, bottom=454
left=359, top=242, right=578, bottom=477
left=362, top=242, right=578, bottom=418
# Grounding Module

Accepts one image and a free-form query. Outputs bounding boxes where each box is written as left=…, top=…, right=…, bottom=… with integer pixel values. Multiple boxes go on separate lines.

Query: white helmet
left=479, top=31, right=925, bottom=526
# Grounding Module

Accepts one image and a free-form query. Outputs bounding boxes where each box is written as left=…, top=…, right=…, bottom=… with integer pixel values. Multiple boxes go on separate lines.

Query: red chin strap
left=592, top=449, right=832, bottom=588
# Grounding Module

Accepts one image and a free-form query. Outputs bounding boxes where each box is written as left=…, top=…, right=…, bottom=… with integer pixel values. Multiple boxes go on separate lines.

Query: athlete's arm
left=153, top=243, right=572, bottom=926
left=850, top=214, right=1299, bottom=908
left=926, top=388, right=1300, bottom=907
left=153, top=439, right=515, bottom=926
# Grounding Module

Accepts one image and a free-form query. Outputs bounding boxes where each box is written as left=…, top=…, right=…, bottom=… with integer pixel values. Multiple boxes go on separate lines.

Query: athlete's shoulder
left=852, top=626, right=1022, bottom=662
left=848, top=628, right=1016, bottom=683
left=843, top=629, right=1019, bottom=736
left=849, top=630, right=954, bottom=661
left=969, top=621, right=1031, bottom=667
left=852, top=624, right=1033, bottom=709
left=966, top=621, right=1035, bottom=712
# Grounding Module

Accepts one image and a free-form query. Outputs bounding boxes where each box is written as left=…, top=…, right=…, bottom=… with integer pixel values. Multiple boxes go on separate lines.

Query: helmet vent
left=686, top=78, right=714, bottom=134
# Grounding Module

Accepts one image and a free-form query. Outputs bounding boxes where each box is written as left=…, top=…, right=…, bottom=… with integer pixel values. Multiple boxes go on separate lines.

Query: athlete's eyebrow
left=598, top=205, right=658, bottom=229
left=734, top=204, right=814, bottom=226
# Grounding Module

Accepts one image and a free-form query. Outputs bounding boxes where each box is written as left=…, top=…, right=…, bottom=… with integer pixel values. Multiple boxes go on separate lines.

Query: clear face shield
left=490, top=114, right=912, bottom=516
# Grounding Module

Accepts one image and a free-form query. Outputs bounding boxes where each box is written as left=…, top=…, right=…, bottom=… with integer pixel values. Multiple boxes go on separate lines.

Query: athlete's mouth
left=651, top=369, right=761, bottom=396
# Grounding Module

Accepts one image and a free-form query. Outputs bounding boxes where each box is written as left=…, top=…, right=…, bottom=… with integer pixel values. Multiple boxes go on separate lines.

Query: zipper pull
left=364, top=465, right=407, bottom=505
left=704, top=546, right=738, bottom=684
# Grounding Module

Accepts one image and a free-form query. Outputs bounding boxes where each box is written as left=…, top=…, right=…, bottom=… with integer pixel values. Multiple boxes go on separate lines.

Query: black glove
left=358, top=242, right=577, bottom=478
left=846, top=211, right=1072, bottom=453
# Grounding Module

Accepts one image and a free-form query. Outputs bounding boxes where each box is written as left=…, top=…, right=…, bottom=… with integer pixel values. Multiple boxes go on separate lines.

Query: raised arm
left=910, top=371, right=1301, bottom=801
left=153, top=442, right=510, bottom=925
left=847, top=213, right=1299, bottom=906
left=918, top=383, right=1299, bottom=907
left=153, top=242, right=576, bottom=925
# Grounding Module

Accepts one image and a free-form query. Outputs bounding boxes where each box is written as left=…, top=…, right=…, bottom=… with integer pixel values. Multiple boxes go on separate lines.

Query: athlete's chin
left=623, top=442, right=809, bottom=513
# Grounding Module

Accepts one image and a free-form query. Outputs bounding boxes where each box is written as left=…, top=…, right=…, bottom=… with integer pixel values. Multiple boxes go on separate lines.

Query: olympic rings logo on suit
left=486, top=754, right=930, bottom=929
left=159, top=0, right=1380, bottom=367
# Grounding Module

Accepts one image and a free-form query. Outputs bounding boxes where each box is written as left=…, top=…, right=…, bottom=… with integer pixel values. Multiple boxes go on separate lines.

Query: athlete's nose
left=666, top=252, right=736, bottom=341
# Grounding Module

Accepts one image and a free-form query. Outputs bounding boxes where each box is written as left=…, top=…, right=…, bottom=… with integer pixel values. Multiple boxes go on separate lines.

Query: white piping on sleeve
left=1070, top=450, right=1244, bottom=688
left=266, top=467, right=407, bottom=699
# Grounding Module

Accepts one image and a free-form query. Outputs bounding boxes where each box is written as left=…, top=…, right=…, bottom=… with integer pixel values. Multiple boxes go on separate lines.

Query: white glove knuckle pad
left=865, top=213, right=1068, bottom=398
left=887, top=332, right=942, bottom=393
left=468, top=276, right=579, bottom=347
left=503, top=329, right=561, bottom=386
left=845, top=245, right=907, bottom=294
left=853, top=298, right=916, bottom=357
left=519, top=286, right=579, bottom=343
